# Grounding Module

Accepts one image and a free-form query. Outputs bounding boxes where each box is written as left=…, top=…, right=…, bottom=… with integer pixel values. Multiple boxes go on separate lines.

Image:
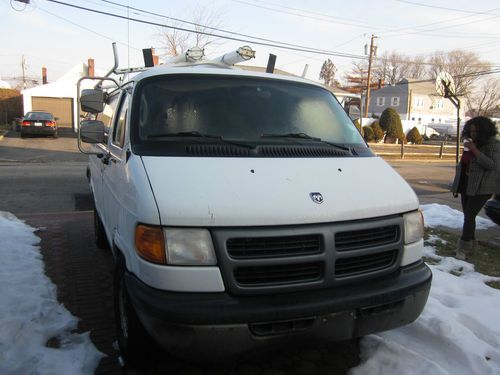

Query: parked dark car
left=485, top=195, right=500, bottom=226
left=21, top=111, right=58, bottom=138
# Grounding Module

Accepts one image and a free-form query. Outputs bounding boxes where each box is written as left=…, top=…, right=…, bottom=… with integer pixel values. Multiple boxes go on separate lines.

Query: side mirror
left=80, top=120, right=105, bottom=144
left=80, top=89, right=104, bottom=113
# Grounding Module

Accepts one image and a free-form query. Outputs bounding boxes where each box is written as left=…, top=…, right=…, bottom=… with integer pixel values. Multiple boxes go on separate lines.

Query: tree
left=406, top=127, right=423, bottom=144
left=362, top=126, right=374, bottom=142
left=158, top=5, right=223, bottom=57
left=427, top=50, right=489, bottom=96
left=370, top=121, right=384, bottom=142
left=373, top=51, right=428, bottom=86
left=319, top=59, right=339, bottom=87
left=380, top=108, right=405, bottom=143
left=466, top=78, right=500, bottom=117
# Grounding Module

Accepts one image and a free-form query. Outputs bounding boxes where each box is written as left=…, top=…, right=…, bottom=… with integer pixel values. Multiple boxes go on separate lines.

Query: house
left=366, top=79, right=465, bottom=128
left=21, top=59, right=98, bottom=130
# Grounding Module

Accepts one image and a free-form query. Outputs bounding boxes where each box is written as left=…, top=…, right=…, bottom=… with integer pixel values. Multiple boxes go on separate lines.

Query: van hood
left=141, top=156, right=419, bottom=227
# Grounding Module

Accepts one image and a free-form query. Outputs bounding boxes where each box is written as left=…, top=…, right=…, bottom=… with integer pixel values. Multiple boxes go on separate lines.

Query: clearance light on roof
left=212, top=46, right=256, bottom=66
left=166, top=47, right=205, bottom=65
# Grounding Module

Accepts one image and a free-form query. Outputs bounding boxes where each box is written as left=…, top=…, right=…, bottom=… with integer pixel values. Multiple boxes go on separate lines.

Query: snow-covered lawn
left=0, top=212, right=102, bottom=375
left=352, top=204, right=500, bottom=375
left=0, top=204, right=498, bottom=374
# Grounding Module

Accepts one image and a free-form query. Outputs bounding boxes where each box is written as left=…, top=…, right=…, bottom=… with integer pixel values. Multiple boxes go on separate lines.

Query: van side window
left=113, top=95, right=129, bottom=148
left=97, top=93, right=120, bottom=134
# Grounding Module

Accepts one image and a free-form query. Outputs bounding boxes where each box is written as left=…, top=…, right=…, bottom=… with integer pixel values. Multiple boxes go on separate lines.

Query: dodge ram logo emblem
left=310, top=192, right=324, bottom=204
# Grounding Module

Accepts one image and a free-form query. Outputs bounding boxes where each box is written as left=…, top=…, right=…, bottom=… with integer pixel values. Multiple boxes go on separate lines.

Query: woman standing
left=451, top=116, right=500, bottom=260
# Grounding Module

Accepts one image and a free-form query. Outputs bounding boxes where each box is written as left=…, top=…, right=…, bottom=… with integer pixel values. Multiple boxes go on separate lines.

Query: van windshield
left=132, top=75, right=367, bottom=155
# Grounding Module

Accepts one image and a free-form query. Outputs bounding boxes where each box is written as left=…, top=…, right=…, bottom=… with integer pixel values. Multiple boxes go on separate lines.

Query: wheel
left=114, top=256, right=151, bottom=368
left=94, top=205, right=109, bottom=249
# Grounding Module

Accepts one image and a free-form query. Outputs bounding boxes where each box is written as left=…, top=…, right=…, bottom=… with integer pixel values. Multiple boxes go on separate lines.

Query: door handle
left=101, top=154, right=110, bottom=165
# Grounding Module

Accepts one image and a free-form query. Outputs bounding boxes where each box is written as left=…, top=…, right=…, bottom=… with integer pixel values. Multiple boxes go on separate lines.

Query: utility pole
left=364, top=34, right=378, bottom=118
left=21, top=55, right=28, bottom=89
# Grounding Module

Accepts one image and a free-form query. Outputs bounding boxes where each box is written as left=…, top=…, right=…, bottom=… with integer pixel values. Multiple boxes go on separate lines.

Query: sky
left=1, top=204, right=499, bottom=374
left=1, top=0, right=500, bottom=87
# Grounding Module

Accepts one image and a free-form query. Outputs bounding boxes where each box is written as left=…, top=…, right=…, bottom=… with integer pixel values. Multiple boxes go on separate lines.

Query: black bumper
left=21, top=126, right=57, bottom=135
left=125, top=261, right=432, bottom=358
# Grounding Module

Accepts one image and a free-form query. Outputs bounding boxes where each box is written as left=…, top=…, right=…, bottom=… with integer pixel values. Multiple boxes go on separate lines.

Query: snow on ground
left=421, top=203, right=496, bottom=230
left=351, top=204, right=500, bottom=375
left=0, top=212, right=102, bottom=375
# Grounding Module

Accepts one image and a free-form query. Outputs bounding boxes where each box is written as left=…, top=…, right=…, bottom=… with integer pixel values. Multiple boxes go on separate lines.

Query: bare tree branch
left=466, top=78, right=500, bottom=117
left=427, top=50, right=490, bottom=96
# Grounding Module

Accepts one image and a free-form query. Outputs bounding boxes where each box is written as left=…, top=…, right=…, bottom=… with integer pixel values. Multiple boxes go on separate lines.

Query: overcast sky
left=1, top=0, right=500, bottom=85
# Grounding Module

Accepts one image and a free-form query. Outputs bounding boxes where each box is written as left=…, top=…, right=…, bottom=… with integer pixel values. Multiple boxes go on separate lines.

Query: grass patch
left=424, top=228, right=500, bottom=289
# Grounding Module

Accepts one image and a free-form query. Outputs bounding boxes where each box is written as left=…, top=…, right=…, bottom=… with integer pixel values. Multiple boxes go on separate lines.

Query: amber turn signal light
left=135, top=224, right=166, bottom=264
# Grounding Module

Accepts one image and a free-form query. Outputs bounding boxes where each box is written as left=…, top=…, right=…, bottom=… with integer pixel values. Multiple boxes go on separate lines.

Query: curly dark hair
left=464, top=116, right=498, bottom=147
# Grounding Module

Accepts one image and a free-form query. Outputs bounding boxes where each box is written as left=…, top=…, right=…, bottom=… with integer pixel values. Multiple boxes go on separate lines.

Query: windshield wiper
left=261, top=132, right=352, bottom=153
left=146, top=131, right=255, bottom=149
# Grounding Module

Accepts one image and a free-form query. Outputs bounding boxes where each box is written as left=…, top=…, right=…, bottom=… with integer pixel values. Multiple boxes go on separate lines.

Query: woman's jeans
left=460, top=194, right=492, bottom=241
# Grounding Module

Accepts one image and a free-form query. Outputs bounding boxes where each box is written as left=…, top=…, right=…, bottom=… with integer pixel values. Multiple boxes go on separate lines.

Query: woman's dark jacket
left=451, top=137, right=500, bottom=195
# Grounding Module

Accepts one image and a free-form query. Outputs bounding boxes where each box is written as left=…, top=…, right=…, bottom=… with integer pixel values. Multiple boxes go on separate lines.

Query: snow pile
left=351, top=208, right=500, bottom=375
left=0, top=212, right=102, bottom=375
left=421, top=203, right=495, bottom=230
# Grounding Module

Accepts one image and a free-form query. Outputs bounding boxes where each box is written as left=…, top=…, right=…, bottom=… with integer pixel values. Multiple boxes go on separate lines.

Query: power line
left=42, top=0, right=367, bottom=60
left=38, top=6, right=142, bottom=51
left=396, top=0, right=500, bottom=16
left=230, top=0, right=374, bottom=29
left=100, top=0, right=367, bottom=58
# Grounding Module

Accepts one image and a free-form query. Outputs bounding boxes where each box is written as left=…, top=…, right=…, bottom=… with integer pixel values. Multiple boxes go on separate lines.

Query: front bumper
left=125, top=260, right=432, bottom=359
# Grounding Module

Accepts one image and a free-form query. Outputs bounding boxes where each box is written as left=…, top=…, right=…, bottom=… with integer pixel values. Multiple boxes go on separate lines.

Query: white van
left=78, top=46, right=431, bottom=366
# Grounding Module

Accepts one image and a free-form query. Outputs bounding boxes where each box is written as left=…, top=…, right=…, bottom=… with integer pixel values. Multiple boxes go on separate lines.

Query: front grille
left=335, top=225, right=399, bottom=251
left=234, top=262, right=323, bottom=286
left=227, top=234, right=322, bottom=259
left=335, top=250, right=397, bottom=278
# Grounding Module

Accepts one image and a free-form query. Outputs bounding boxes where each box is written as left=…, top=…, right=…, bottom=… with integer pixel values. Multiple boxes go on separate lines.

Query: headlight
left=164, top=228, right=217, bottom=265
left=403, top=210, right=424, bottom=245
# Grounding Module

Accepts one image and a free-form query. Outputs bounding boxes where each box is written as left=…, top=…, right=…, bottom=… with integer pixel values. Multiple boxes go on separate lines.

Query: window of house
left=411, top=117, right=415, bottom=121
left=418, top=117, right=422, bottom=123
left=391, top=97, right=400, bottom=106
left=415, top=97, right=424, bottom=107
left=431, top=118, right=435, bottom=122
left=376, top=97, right=385, bottom=106
left=436, top=99, right=444, bottom=109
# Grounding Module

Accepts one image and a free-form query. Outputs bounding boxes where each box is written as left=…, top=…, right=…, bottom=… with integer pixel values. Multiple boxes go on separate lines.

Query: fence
left=369, top=142, right=461, bottom=160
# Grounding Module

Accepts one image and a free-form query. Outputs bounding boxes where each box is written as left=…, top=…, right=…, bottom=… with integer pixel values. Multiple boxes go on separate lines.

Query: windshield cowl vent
left=186, top=144, right=251, bottom=157
left=260, top=146, right=349, bottom=158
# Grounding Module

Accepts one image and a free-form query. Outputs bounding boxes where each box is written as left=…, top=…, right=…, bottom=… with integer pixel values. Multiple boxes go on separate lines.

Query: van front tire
left=114, top=256, right=151, bottom=368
